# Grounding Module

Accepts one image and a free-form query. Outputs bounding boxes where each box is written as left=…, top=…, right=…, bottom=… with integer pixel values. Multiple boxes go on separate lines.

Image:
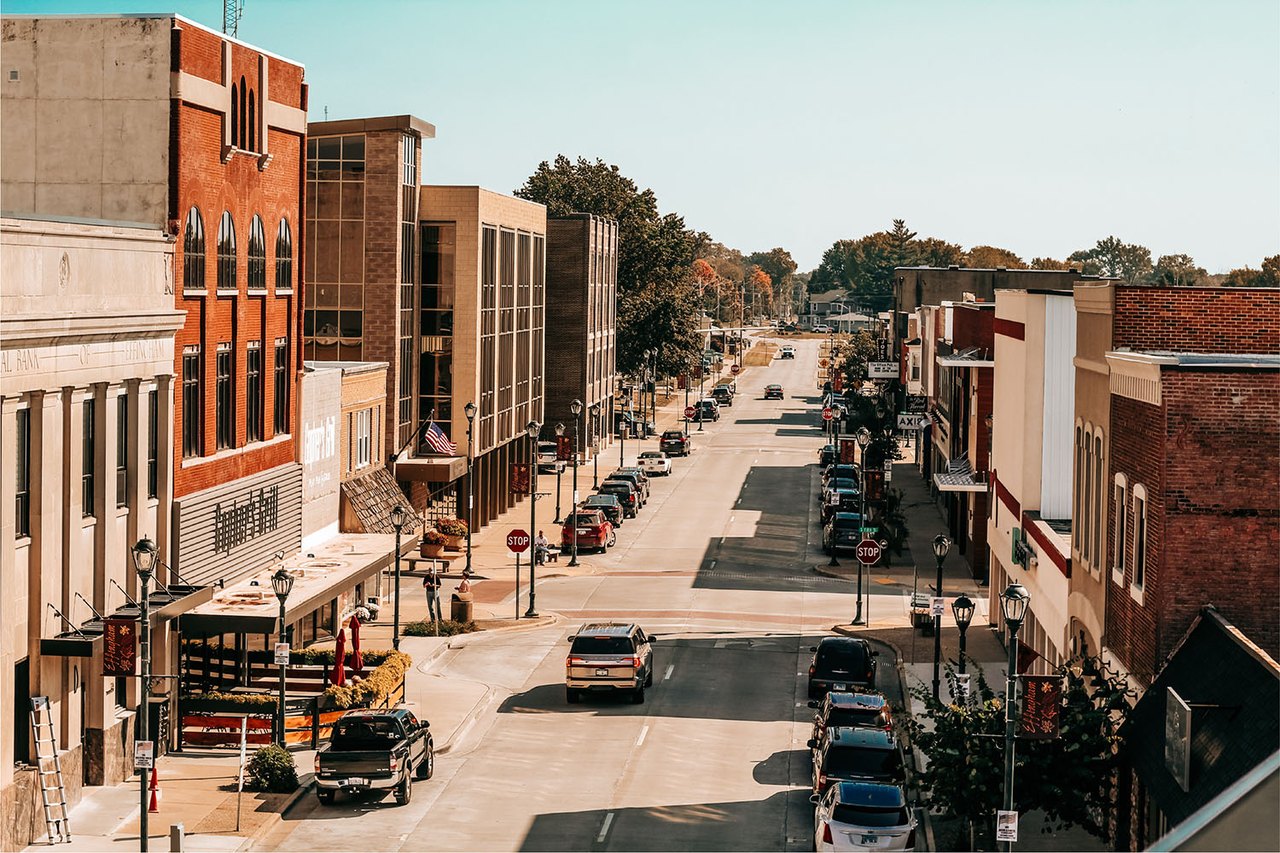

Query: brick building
left=545, top=214, right=618, bottom=454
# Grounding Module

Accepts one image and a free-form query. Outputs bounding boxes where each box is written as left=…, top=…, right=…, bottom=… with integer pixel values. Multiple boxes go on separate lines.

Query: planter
left=420, top=543, right=445, bottom=558
left=443, top=534, right=464, bottom=552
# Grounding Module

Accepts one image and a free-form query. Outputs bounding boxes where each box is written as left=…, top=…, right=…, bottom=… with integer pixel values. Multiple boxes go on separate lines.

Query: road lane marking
left=636, top=725, right=649, bottom=746
left=598, top=812, right=614, bottom=842
left=664, top=664, right=674, bottom=681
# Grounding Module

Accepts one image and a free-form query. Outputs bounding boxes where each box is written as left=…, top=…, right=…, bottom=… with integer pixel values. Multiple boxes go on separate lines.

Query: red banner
left=865, top=469, right=885, bottom=501
left=102, top=617, right=137, bottom=677
left=1016, top=639, right=1042, bottom=674
left=1017, top=674, right=1062, bottom=740
left=510, top=463, right=530, bottom=495
left=839, top=439, right=858, bottom=465
left=833, top=372, right=843, bottom=392
left=556, top=435, right=573, bottom=462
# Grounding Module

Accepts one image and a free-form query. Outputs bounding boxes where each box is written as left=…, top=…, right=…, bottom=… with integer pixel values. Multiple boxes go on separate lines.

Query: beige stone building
left=0, top=216, right=185, bottom=848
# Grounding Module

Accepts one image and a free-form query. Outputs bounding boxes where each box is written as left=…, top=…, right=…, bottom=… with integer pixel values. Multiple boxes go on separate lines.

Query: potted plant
left=435, top=517, right=468, bottom=551
left=420, top=529, right=447, bottom=558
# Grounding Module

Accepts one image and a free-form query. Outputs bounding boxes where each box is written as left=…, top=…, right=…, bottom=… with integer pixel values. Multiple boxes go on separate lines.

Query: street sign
left=819, top=358, right=830, bottom=368
left=931, top=597, right=946, bottom=617
left=506, top=529, right=530, bottom=553
left=273, top=642, right=290, bottom=665
left=884, top=461, right=893, bottom=482
left=134, top=740, right=154, bottom=770
left=731, top=364, right=741, bottom=375
left=684, top=405, right=696, bottom=419
left=995, top=810, right=1018, bottom=843
left=822, top=407, right=834, bottom=422
left=855, top=539, right=882, bottom=566
left=859, top=526, right=878, bottom=534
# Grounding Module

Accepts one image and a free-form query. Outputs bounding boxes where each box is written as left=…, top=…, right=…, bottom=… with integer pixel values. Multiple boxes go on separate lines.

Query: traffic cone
left=147, top=766, right=160, bottom=813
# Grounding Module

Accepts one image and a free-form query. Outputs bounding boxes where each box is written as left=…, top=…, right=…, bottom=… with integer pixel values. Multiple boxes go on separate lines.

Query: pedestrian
left=422, top=568, right=440, bottom=621
left=534, top=529, right=549, bottom=565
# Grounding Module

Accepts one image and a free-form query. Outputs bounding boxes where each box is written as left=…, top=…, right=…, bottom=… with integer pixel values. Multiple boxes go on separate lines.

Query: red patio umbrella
left=348, top=614, right=364, bottom=674
left=330, top=628, right=347, bottom=687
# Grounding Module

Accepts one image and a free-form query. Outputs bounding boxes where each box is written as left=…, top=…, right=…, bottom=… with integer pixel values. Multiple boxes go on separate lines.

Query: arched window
left=230, top=85, right=239, bottom=148
left=1112, top=473, right=1128, bottom=582
left=1131, top=484, right=1148, bottom=592
left=1082, top=430, right=1093, bottom=566
left=238, top=77, right=247, bottom=149
left=247, top=215, right=266, bottom=289
left=275, top=219, right=293, bottom=291
left=182, top=207, right=205, bottom=291
left=1092, top=433, right=1104, bottom=570
left=217, top=211, right=237, bottom=291
left=1072, top=424, right=1083, bottom=553
left=247, top=89, right=255, bottom=152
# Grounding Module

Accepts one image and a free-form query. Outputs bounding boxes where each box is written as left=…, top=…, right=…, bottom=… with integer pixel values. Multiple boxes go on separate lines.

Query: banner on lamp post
left=1017, top=674, right=1063, bottom=740
left=510, top=463, right=531, bottom=495
left=102, top=617, right=137, bottom=677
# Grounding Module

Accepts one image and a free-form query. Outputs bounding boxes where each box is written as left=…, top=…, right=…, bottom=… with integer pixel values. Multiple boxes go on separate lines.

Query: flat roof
left=308, top=114, right=437, bottom=139
left=1110, top=351, right=1280, bottom=370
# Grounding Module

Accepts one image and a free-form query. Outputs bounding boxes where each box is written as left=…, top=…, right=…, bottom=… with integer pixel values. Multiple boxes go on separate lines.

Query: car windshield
left=816, top=644, right=868, bottom=671
left=832, top=804, right=910, bottom=828
left=600, top=483, right=632, bottom=495
left=662, top=432, right=682, bottom=439
left=331, top=718, right=400, bottom=749
left=640, top=453, right=662, bottom=459
left=585, top=496, right=616, bottom=506
left=831, top=514, right=864, bottom=530
left=829, top=707, right=888, bottom=728
left=566, top=514, right=600, bottom=526
left=829, top=479, right=858, bottom=491
left=825, top=746, right=901, bottom=778
left=570, top=635, right=634, bottom=655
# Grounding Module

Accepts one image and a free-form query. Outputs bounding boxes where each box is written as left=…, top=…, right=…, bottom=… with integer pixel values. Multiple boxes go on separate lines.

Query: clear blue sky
left=8, top=0, right=1278, bottom=272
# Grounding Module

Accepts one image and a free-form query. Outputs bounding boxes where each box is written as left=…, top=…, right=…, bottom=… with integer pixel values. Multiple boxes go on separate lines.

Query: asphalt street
left=265, top=339, right=900, bottom=852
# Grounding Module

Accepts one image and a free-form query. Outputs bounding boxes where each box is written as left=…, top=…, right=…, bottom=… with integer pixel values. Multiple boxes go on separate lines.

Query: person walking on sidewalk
left=422, top=568, right=441, bottom=621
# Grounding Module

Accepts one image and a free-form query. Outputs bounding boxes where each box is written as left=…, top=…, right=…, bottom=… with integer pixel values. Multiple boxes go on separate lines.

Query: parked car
left=809, top=728, right=905, bottom=799
left=693, top=399, right=720, bottom=422
left=314, top=708, right=433, bottom=806
left=780, top=345, right=796, bottom=359
left=819, top=444, right=838, bottom=468
left=581, top=494, right=625, bottom=526
left=609, top=469, right=650, bottom=504
left=660, top=429, right=691, bottom=457
left=822, top=490, right=861, bottom=524
left=764, top=384, right=784, bottom=400
left=814, top=782, right=917, bottom=852
left=597, top=481, right=639, bottom=517
left=565, top=622, right=656, bottom=704
left=561, top=509, right=616, bottom=553
left=638, top=451, right=672, bottom=476
left=714, top=382, right=736, bottom=397
left=824, top=512, right=866, bottom=554
left=808, top=692, right=892, bottom=745
left=821, top=477, right=860, bottom=505
left=808, top=637, right=878, bottom=698
left=711, top=386, right=734, bottom=406
left=814, top=324, right=833, bottom=334
left=822, top=464, right=861, bottom=485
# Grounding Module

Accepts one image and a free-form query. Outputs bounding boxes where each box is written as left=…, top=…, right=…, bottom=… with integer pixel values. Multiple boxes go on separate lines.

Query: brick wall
left=1114, top=286, right=1280, bottom=353
left=177, top=20, right=221, bottom=84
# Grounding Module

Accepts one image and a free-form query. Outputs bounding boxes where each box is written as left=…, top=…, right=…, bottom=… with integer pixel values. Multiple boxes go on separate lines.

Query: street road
left=267, top=339, right=901, bottom=852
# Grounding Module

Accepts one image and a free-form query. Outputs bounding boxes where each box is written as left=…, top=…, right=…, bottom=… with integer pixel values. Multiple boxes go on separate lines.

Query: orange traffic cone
left=148, top=766, right=160, bottom=813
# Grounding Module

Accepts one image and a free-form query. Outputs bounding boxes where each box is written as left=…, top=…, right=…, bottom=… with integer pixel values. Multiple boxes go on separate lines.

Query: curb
left=238, top=773, right=314, bottom=851
left=434, top=685, right=499, bottom=757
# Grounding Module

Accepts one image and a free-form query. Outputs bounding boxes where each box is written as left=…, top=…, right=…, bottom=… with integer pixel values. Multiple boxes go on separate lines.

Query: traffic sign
left=684, top=405, right=696, bottom=419
left=855, top=539, right=882, bottom=566
left=731, top=364, right=741, bottom=375
left=822, top=407, right=834, bottom=422
left=506, top=529, right=530, bottom=553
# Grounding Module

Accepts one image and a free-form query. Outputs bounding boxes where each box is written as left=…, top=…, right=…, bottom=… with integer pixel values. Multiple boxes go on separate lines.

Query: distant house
left=804, top=289, right=852, bottom=327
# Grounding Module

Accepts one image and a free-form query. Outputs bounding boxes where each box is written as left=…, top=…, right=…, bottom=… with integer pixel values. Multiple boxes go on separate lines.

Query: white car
left=814, top=324, right=833, bottom=334
left=637, top=451, right=672, bottom=476
left=815, top=782, right=916, bottom=851
left=779, top=345, right=796, bottom=359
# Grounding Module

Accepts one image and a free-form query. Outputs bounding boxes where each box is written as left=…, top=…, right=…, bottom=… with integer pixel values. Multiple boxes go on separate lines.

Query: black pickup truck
left=313, top=708, right=433, bottom=805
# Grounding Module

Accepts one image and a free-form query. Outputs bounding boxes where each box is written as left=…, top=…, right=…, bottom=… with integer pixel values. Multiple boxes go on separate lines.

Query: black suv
left=808, top=637, right=878, bottom=698
left=809, top=727, right=904, bottom=800
left=597, top=480, right=638, bottom=517
left=660, top=430, right=691, bottom=457
left=823, top=512, right=865, bottom=554
left=808, top=691, right=892, bottom=745
left=582, top=494, right=625, bottom=526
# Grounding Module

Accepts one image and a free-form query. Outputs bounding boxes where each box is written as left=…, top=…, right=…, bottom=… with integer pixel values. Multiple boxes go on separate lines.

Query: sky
left=7, top=0, right=1278, bottom=272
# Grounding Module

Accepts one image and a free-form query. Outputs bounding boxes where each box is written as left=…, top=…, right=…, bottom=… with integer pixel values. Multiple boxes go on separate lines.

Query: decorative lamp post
left=931, top=533, right=953, bottom=699
left=649, top=348, right=659, bottom=431
left=464, top=401, right=477, bottom=576
left=642, top=349, right=653, bottom=437
left=389, top=504, right=407, bottom=650
left=590, top=403, right=600, bottom=488
left=853, top=428, right=872, bottom=625
left=131, top=537, right=158, bottom=853
left=554, top=422, right=566, bottom=523
left=567, top=398, right=583, bottom=567
left=999, top=581, right=1031, bottom=852
left=697, top=356, right=706, bottom=432
left=270, top=566, right=294, bottom=747
left=525, top=419, right=541, bottom=617
left=952, top=593, right=975, bottom=675
left=684, top=359, right=693, bottom=436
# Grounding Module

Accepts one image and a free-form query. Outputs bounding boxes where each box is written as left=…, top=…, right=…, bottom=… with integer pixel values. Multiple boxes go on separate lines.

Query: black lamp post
left=683, top=359, right=693, bottom=436
left=567, top=398, right=583, bottom=567
left=931, top=533, right=952, bottom=699
left=697, top=359, right=706, bottom=432
left=389, top=505, right=406, bottom=650
left=270, top=566, right=294, bottom=747
left=131, top=537, right=158, bottom=853
left=590, top=403, right=600, bottom=488
left=642, top=349, right=653, bottom=437
left=524, top=419, right=541, bottom=617
left=554, top=422, right=565, bottom=523
left=952, top=593, right=975, bottom=675
left=649, top=348, right=659, bottom=431
left=464, top=401, right=477, bottom=576
left=1000, top=581, right=1031, bottom=852
left=853, top=428, right=871, bottom=624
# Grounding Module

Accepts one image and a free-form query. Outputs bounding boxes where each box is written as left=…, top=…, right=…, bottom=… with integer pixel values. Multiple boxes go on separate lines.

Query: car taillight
left=388, top=756, right=399, bottom=773
left=809, top=664, right=816, bottom=676
left=569, top=657, right=587, bottom=665
left=626, top=657, right=641, bottom=667
left=313, top=755, right=321, bottom=773
left=819, top=772, right=827, bottom=787
left=822, top=822, right=833, bottom=844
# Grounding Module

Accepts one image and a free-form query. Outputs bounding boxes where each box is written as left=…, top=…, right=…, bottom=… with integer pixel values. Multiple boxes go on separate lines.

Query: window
left=216, top=344, right=234, bottom=450
left=82, top=398, right=95, bottom=517
left=1082, top=432, right=1093, bottom=565
left=146, top=390, right=158, bottom=499
left=217, top=211, right=237, bottom=291
left=1092, top=434, right=1103, bottom=570
left=275, top=219, right=293, bottom=291
left=246, top=342, right=263, bottom=443
left=182, top=347, right=203, bottom=458
left=183, top=207, right=206, bottom=291
left=116, top=394, right=128, bottom=507
left=273, top=338, right=290, bottom=434
left=1112, top=475, right=1127, bottom=583
left=247, top=215, right=266, bottom=290
left=1132, top=485, right=1148, bottom=591
left=355, top=408, right=372, bottom=469
left=15, top=408, right=30, bottom=538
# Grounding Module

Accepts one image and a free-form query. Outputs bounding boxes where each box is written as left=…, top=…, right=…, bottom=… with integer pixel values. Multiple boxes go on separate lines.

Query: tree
left=1068, top=237, right=1153, bottom=282
left=1224, top=255, right=1280, bottom=287
left=747, top=267, right=773, bottom=316
left=1152, top=253, right=1207, bottom=287
left=1030, top=257, right=1073, bottom=270
left=965, top=245, right=1027, bottom=269
left=746, top=248, right=797, bottom=318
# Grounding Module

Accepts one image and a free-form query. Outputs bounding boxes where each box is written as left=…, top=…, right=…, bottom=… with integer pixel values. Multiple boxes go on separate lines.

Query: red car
left=561, top=509, right=616, bottom=554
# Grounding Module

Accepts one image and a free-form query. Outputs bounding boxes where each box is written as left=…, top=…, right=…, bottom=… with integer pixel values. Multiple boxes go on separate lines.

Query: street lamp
left=1000, top=581, right=1031, bottom=852
left=464, top=401, right=477, bottom=576
left=270, top=566, right=294, bottom=747
left=567, top=398, right=583, bottom=567
left=389, top=505, right=407, bottom=650
left=525, top=420, right=541, bottom=617
left=931, top=533, right=953, bottom=699
left=853, top=428, right=872, bottom=625
left=554, top=422, right=566, bottom=523
left=684, top=359, right=693, bottom=436
left=590, top=403, right=601, bottom=488
left=649, top=348, right=659, bottom=431
left=951, top=593, right=975, bottom=675
left=697, top=359, right=706, bottom=432
left=642, top=349, right=653, bottom=438
left=131, top=537, right=158, bottom=853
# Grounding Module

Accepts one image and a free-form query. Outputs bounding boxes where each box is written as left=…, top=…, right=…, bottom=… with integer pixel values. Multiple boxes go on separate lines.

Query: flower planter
left=420, top=543, right=445, bottom=558
left=443, top=535, right=464, bottom=552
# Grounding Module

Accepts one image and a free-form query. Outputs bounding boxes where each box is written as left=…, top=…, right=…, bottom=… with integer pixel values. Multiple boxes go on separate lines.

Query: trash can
left=450, top=590, right=474, bottom=623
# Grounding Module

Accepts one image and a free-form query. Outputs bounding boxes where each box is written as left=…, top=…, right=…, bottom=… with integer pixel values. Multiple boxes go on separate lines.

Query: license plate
left=861, top=835, right=878, bottom=846
left=833, top=683, right=847, bottom=691
left=595, top=668, right=609, bottom=676
left=578, top=528, right=591, bottom=535
left=343, top=777, right=368, bottom=787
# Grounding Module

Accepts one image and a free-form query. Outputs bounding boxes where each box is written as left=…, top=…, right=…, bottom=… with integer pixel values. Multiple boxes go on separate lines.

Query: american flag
left=422, top=421, right=458, bottom=456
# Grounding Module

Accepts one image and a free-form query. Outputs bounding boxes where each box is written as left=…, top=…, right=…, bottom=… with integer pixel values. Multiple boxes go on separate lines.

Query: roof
left=576, top=623, right=636, bottom=636
left=1110, top=351, right=1280, bottom=371
left=829, top=692, right=887, bottom=710
left=836, top=782, right=906, bottom=807
left=308, top=114, right=436, bottom=139
left=1123, top=608, right=1280, bottom=827
left=830, top=727, right=895, bottom=748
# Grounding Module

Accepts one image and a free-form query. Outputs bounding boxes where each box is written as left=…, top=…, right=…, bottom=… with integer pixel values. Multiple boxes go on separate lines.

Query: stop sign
left=731, top=364, right=741, bottom=375
left=684, top=405, right=696, bottom=419
left=822, top=407, right=834, bottom=422
left=506, top=529, right=530, bottom=553
left=855, top=539, right=882, bottom=566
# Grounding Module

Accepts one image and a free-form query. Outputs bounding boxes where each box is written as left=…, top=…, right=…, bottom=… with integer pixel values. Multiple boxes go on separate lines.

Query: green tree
left=1152, top=253, right=1207, bottom=287
left=1224, top=255, right=1280, bottom=287
left=1068, top=236, right=1153, bottom=282
left=1030, top=256, right=1072, bottom=270
left=966, top=245, right=1028, bottom=269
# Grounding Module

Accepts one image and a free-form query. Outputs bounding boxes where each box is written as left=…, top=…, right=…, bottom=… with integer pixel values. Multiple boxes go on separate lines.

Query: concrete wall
left=300, top=366, right=342, bottom=544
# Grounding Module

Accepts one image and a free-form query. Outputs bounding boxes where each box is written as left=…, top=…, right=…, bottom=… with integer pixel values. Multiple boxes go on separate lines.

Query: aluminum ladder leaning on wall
left=30, top=697, right=72, bottom=844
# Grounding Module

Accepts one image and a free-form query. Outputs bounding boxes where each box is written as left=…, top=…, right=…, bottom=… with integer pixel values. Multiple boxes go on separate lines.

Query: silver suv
left=565, top=623, right=655, bottom=704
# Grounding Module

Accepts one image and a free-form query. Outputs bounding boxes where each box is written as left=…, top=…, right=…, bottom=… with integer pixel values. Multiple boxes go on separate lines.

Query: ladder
left=29, top=697, right=71, bottom=844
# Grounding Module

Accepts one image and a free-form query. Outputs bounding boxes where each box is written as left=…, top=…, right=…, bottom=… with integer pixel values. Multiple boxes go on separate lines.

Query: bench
left=404, top=556, right=450, bottom=576
left=539, top=546, right=561, bottom=564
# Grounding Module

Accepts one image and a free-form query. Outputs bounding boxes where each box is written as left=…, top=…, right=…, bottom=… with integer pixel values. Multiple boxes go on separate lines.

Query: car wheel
left=608, top=532, right=617, bottom=547
left=394, top=773, right=412, bottom=805
left=567, top=687, right=581, bottom=703
left=317, top=789, right=335, bottom=805
left=416, top=740, right=434, bottom=779
left=631, top=686, right=645, bottom=704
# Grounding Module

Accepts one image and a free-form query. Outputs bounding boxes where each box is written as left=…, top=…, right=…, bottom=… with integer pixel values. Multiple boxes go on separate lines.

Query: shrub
left=181, top=691, right=278, bottom=710
left=244, top=744, right=298, bottom=793
left=434, top=517, right=468, bottom=537
left=404, top=618, right=478, bottom=637
left=421, top=529, right=448, bottom=546
left=321, top=650, right=412, bottom=709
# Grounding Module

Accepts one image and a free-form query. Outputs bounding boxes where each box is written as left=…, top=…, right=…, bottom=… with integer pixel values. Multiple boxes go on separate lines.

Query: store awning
left=41, top=583, right=214, bottom=657
left=181, top=533, right=398, bottom=636
left=394, top=454, right=467, bottom=483
left=932, top=456, right=989, bottom=493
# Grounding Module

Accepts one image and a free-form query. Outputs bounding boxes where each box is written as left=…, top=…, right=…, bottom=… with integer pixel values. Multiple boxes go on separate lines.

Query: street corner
left=471, top=611, right=561, bottom=634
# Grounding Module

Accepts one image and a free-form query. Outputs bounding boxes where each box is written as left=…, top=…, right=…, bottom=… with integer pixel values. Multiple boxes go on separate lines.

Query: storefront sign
left=214, top=486, right=280, bottom=554
left=102, top=617, right=137, bottom=677
left=867, top=362, right=898, bottom=379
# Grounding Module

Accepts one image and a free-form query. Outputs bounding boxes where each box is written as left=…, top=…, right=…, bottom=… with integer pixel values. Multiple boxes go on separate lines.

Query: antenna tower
left=223, top=0, right=244, bottom=37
